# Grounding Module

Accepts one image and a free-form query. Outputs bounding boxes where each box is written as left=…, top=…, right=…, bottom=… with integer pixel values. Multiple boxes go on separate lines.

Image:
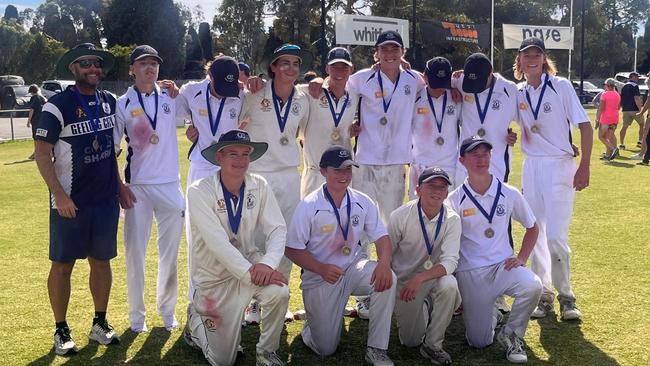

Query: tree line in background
left=1, top=0, right=649, bottom=84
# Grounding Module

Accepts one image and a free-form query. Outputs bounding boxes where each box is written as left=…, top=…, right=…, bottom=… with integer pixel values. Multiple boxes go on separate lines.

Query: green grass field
left=1, top=111, right=649, bottom=365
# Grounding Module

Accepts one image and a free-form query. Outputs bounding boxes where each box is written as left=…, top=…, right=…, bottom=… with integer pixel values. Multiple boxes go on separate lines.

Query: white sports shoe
left=293, top=309, right=307, bottom=320
left=365, top=346, right=394, bottom=366
left=560, top=301, right=582, bottom=321
left=496, top=328, right=527, bottom=363
left=89, top=320, right=120, bottom=345
left=245, top=301, right=261, bottom=325
left=54, top=327, right=78, bottom=355
left=163, top=315, right=179, bottom=331
left=256, top=349, right=285, bottom=366
left=285, top=310, right=294, bottom=323
left=530, top=299, right=554, bottom=319
left=356, top=297, right=370, bottom=320
left=630, top=153, right=643, bottom=161
left=419, top=344, right=452, bottom=365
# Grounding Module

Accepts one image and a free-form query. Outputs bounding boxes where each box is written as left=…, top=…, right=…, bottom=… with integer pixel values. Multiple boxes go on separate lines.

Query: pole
left=579, top=0, right=585, bottom=95
left=490, top=0, right=494, bottom=64
left=320, top=0, right=327, bottom=76
left=568, top=0, right=574, bottom=80
left=411, top=0, right=416, bottom=64
left=634, top=34, right=638, bottom=72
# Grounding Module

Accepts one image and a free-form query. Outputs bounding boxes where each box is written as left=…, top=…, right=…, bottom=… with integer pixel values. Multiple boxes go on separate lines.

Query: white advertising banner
left=502, top=24, right=574, bottom=50
left=335, top=14, right=410, bottom=47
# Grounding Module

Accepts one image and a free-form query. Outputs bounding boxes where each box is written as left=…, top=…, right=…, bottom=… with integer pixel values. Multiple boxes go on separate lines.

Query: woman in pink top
left=596, top=78, right=621, bottom=160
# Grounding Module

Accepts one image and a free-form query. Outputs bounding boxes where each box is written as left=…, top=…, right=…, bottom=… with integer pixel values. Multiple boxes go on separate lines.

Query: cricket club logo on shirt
left=291, top=102, right=301, bottom=115
left=246, top=192, right=256, bottom=209
left=446, top=105, right=455, bottom=115
left=102, top=102, right=111, bottom=114
left=216, top=198, right=226, bottom=212
left=404, top=85, right=411, bottom=95
left=162, top=103, right=171, bottom=114
left=543, top=102, right=552, bottom=113
left=491, top=100, right=501, bottom=111
left=351, top=214, right=360, bottom=226
left=496, top=204, right=506, bottom=216
left=319, top=95, right=329, bottom=108
left=76, top=107, right=86, bottom=119
left=260, top=98, right=271, bottom=111
left=229, top=108, right=237, bottom=119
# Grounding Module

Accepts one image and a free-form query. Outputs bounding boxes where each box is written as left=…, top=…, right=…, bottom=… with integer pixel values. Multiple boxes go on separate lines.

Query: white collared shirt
left=411, top=89, right=461, bottom=170
left=114, top=85, right=180, bottom=184
left=347, top=68, right=426, bottom=165
left=447, top=177, right=536, bottom=272
left=516, top=73, right=590, bottom=158
left=452, top=73, right=518, bottom=181
left=389, top=200, right=461, bottom=282
left=287, top=185, right=387, bottom=289
left=178, top=78, right=244, bottom=170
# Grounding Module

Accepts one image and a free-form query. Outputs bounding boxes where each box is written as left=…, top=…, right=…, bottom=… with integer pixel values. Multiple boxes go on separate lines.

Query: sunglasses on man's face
left=76, top=59, right=103, bottom=69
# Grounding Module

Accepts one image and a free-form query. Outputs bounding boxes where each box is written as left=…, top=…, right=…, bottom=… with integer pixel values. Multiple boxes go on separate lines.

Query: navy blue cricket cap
left=130, top=45, right=163, bottom=64
left=462, top=53, right=492, bottom=94
left=459, top=136, right=493, bottom=156
left=319, top=146, right=359, bottom=169
left=208, top=56, right=240, bottom=98
left=518, top=37, right=546, bottom=53
left=327, top=47, right=353, bottom=66
left=425, top=57, right=452, bottom=89
left=375, top=30, right=404, bottom=48
left=418, top=166, right=451, bottom=186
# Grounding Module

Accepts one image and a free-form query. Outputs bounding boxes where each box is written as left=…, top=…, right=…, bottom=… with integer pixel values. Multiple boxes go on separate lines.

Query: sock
left=93, top=311, right=106, bottom=326
left=55, top=321, right=68, bottom=331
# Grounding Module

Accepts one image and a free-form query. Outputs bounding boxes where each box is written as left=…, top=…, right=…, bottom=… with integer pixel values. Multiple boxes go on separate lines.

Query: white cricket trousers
left=124, top=181, right=185, bottom=328
left=301, top=259, right=397, bottom=355
left=186, top=279, right=289, bottom=366
left=456, top=261, right=542, bottom=348
left=352, top=164, right=405, bottom=225
left=522, top=156, right=577, bottom=302
left=394, top=274, right=461, bottom=349
left=185, top=163, right=219, bottom=301
left=300, top=166, right=325, bottom=198
left=253, top=167, right=300, bottom=279
left=408, top=163, right=457, bottom=200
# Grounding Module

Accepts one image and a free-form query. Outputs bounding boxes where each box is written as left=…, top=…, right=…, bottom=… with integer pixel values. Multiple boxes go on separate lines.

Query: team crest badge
left=496, top=204, right=506, bottom=216
left=162, top=103, right=171, bottom=114
left=491, top=100, right=500, bottom=110
left=291, top=103, right=301, bottom=115
left=217, top=198, right=226, bottom=211
left=102, top=102, right=111, bottom=114
left=246, top=192, right=256, bottom=209
left=543, top=102, right=552, bottom=113
left=229, top=108, right=237, bottom=119
left=404, top=85, right=411, bottom=95
left=351, top=214, right=360, bottom=227
left=446, top=105, right=455, bottom=115
left=76, top=107, right=86, bottom=119
left=260, top=98, right=271, bottom=111
left=319, top=95, right=329, bottom=108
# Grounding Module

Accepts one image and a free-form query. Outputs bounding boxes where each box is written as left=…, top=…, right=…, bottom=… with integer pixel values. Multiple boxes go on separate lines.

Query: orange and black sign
left=421, top=20, right=490, bottom=50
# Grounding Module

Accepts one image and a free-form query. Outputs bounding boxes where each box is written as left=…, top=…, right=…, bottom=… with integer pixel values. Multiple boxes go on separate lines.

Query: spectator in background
left=26, top=84, right=47, bottom=160
left=632, top=75, right=650, bottom=161
left=618, top=72, right=644, bottom=150
left=596, top=78, right=620, bottom=160
left=303, top=70, right=319, bottom=83
left=238, top=62, right=251, bottom=85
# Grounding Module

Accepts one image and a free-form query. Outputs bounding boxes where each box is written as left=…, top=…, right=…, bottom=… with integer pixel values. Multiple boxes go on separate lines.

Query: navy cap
left=375, top=30, right=404, bottom=48
left=201, top=129, right=268, bottom=166
left=460, top=136, right=493, bottom=156
left=238, top=62, right=251, bottom=76
left=418, top=167, right=451, bottom=186
left=130, top=45, right=163, bottom=65
left=208, top=56, right=240, bottom=98
left=424, top=57, right=452, bottom=89
left=319, top=146, right=359, bottom=169
left=462, top=53, right=492, bottom=93
left=518, top=37, right=546, bottom=53
left=327, top=47, right=353, bottom=66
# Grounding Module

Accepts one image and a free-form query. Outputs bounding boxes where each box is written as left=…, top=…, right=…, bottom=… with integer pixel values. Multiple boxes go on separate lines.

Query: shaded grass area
left=1, top=111, right=649, bottom=365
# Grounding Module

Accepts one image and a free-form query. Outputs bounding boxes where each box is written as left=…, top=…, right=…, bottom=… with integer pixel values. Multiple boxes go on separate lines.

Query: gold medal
left=477, top=128, right=486, bottom=137
left=92, top=136, right=100, bottom=151
left=423, top=259, right=433, bottom=270
left=436, top=136, right=445, bottom=145
left=280, top=135, right=289, bottom=145
left=379, top=116, right=388, bottom=125
left=531, top=124, right=540, bottom=133
left=149, top=133, right=159, bottom=144
left=331, top=128, right=341, bottom=141
left=484, top=227, right=495, bottom=238
left=341, top=246, right=352, bottom=256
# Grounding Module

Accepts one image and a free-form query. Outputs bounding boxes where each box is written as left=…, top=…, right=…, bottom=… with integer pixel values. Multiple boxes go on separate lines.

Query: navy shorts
left=49, top=199, right=119, bottom=262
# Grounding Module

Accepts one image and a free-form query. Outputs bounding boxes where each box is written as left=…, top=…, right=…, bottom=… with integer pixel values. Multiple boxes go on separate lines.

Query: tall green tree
left=213, top=0, right=267, bottom=71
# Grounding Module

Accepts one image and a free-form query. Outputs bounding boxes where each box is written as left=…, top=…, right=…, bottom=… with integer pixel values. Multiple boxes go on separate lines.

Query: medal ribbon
left=474, top=77, right=495, bottom=126
left=220, top=178, right=245, bottom=235
left=135, top=86, right=158, bottom=131
left=323, top=88, right=350, bottom=128
left=417, top=200, right=445, bottom=256
left=525, top=73, right=550, bottom=121
left=426, top=91, right=447, bottom=134
left=72, top=87, right=101, bottom=134
left=206, top=83, right=227, bottom=136
left=377, top=70, right=401, bottom=114
left=461, top=180, right=502, bottom=224
left=271, top=80, right=295, bottom=134
left=323, top=185, right=351, bottom=241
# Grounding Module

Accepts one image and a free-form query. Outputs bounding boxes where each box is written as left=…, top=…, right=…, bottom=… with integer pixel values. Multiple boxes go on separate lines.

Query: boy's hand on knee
left=250, top=263, right=274, bottom=286
left=399, top=276, right=423, bottom=302
left=269, top=270, right=288, bottom=286
left=371, top=262, right=393, bottom=292
left=317, top=263, right=344, bottom=284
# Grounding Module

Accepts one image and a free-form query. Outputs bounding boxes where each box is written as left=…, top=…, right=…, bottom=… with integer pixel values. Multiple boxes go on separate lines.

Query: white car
left=40, top=80, right=75, bottom=99
left=613, top=72, right=648, bottom=99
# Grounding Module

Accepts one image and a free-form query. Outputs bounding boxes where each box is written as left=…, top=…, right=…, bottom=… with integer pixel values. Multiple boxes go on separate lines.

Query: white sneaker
left=357, top=297, right=370, bottom=320
left=54, top=327, right=78, bottom=355
left=495, top=295, right=511, bottom=313
left=285, top=310, right=294, bottom=323
left=496, top=328, right=527, bottom=363
left=419, top=344, right=452, bottom=365
left=560, top=301, right=582, bottom=321
left=365, top=346, right=394, bottom=366
left=343, top=305, right=357, bottom=317
left=530, top=299, right=554, bottom=319
left=130, top=322, right=148, bottom=333
left=293, top=309, right=307, bottom=320
left=256, top=349, right=285, bottom=366
left=630, top=153, right=643, bottom=160
left=245, top=302, right=261, bottom=325
left=88, top=320, right=120, bottom=345
left=163, top=315, right=179, bottom=331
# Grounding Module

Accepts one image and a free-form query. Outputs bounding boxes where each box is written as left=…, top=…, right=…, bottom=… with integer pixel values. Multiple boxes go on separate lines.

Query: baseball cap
left=424, top=57, right=452, bottom=89
left=462, top=53, right=492, bottom=94
left=418, top=167, right=452, bottom=186
left=629, top=71, right=640, bottom=78
left=208, top=56, right=240, bottom=98
left=375, top=30, right=404, bottom=48
left=130, top=45, right=163, bottom=64
left=604, top=78, right=617, bottom=87
left=238, top=62, right=251, bottom=76
left=201, top=129, right=268, bottom=166
left=460, top=136, right=493, bottom=156
left=327, top=47, right=353, bottom=66
left=319, top=146, right=359, bottom=169
left=518, top=37, right=546, bottom=53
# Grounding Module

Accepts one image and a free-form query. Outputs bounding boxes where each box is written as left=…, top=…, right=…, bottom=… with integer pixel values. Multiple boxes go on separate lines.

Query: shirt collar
left=314, top=185, right=358, bottom=210
left=463, top=176, right=500, bottom=198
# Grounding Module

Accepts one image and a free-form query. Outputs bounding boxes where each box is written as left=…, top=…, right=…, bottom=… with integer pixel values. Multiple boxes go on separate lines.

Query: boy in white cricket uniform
left=513, top=37, right=592, bottom=320
left=300, top=47, right=358, bottom=198
left=178, top=56, right=243, bottom=301
left=448, top=136, right=542, bottom=364
left=410, top=57, right=462, bottom=197
left=184, top=129, right=289, bottom=366
left=286, top=146, right=397, bottom=366
left=389, top=167, right=461, bottom=365
left=452, top=53, right=518, bottom=185
left=114, top=45, right=184, bottom=332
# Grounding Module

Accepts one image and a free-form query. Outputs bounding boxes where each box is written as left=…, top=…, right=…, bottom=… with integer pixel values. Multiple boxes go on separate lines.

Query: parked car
left=0, top=85, right=31, bottom=116
left=613, top=72, right=648, bottom=102
left=572, top=81, right=603, bottom=105
left=40, top=79, right=75, bottom=99
left=0, top=75, right=24, bottom=90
